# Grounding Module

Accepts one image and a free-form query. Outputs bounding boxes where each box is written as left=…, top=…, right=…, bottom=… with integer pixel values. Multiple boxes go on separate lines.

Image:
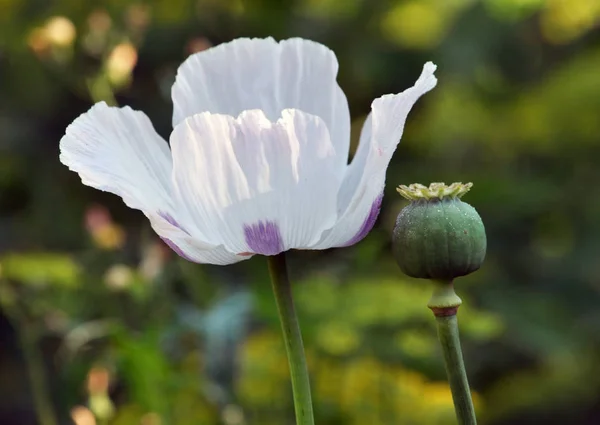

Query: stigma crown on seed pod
left=396, top=182, right=473, bottom=201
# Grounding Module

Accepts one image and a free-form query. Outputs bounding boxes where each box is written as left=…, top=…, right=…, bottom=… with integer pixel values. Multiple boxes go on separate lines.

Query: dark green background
left=1, top=0, right=599, bottom=424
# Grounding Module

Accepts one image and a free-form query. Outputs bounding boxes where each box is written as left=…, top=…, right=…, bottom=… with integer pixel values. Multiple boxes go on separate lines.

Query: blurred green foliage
left=1, top=0, right=600, bottom=424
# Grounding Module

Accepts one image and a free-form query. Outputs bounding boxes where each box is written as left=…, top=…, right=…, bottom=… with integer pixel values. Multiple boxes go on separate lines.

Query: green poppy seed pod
left=392, top=182, right=486, bottom=280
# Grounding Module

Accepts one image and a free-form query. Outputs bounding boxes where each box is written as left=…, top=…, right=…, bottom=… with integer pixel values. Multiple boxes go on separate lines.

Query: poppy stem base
left=267, top=253, right=314, bottom=425
left=430, top=281, right=477, bottom=425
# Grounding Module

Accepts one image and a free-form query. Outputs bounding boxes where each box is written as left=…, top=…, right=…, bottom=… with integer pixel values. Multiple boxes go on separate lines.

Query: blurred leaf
left=0, top=252, right=80, bottom=287
left=114, top=328, right=173, bottom=416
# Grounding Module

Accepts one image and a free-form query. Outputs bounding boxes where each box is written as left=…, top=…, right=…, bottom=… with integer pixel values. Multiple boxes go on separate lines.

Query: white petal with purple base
left=314, top=62, right=438, bottom=248
left=170, top=108, right=341, bottom=256
left=59, top=102, right=243, bottom=265
left=59, top=38, right=437, bottom=265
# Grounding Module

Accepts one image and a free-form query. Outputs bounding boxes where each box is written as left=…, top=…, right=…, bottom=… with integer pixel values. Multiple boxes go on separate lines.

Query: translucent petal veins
left=157, top=211, right=190, bottom=235
left=160, top=237, right=196, bottom=262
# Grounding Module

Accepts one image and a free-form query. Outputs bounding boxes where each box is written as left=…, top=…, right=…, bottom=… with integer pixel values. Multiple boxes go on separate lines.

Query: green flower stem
left=267, top=253, right=314, bottom=425
left=429, top=280, right=477, bottom=425
left=19, top=323, right=59, bottom=425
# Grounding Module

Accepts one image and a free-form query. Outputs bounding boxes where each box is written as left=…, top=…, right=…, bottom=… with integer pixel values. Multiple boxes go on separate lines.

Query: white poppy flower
left=60, top=37, right=437, bottom=265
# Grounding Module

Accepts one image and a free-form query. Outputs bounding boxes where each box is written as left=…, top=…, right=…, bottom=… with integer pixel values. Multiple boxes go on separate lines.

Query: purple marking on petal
left=158, top=211, right=190, bottom=235
left=243, top=221, right=284, bottom=256
left=161, top=237, right=197, bottom=262
left=343, top=193, right=384, bottom=247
